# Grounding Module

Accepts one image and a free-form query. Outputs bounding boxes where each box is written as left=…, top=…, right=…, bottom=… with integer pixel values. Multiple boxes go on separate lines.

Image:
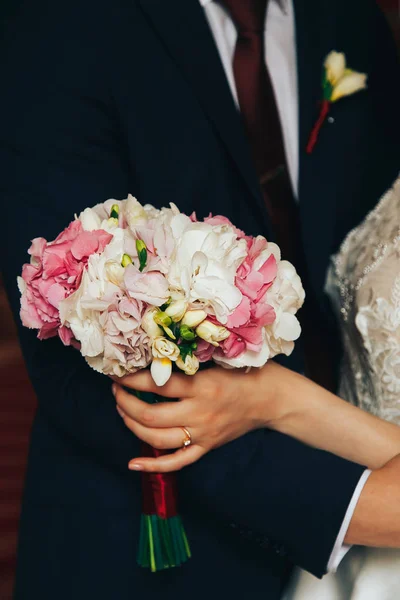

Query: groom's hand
left=112, top=366, right=275, bottom=472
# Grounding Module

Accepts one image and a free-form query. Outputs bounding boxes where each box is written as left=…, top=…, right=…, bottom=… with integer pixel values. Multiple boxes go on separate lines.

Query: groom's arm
left=0, top=0, right=365, bottom=580
left=0, top=0, right=141, bottom=472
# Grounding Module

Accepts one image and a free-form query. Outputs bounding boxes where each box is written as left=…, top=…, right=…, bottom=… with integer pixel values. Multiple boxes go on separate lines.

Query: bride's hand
left=112, top=365, right=279, bottom=473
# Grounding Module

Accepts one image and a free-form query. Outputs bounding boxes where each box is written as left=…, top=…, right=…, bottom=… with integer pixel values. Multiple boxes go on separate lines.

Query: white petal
left=274, top=313, right=302, bottom=341
left=79, top=207, right=103, bottom=231
left=331, top=72, right=367, bottom=102
left=324, top=51, right=346, bottom=85
left=150, top=357, right=172, bottom=387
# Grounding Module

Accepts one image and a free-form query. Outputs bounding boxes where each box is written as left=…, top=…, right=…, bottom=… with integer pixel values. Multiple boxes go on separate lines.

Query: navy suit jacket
left=0, top=1, right=399, bottom=598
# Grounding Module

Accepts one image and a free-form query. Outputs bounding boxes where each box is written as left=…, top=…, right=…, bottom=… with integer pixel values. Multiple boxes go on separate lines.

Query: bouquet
left=18, top=196, right=305, bottom=571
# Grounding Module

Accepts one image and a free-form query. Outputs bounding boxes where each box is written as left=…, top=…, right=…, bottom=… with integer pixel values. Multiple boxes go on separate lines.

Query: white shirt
left=199, top=0, right=371, bottom=574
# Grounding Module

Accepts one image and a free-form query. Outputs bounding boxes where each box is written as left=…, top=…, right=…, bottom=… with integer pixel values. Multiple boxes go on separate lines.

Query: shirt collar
left=199, top=0, right=288, bottom=15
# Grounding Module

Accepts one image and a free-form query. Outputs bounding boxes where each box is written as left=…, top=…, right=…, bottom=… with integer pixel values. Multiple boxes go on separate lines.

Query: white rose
left=165, top=299, right=188, bottom=322
left=141, top=308, right=164, bottom=339
left=176, top=354, right=200, bottom=376
left=324, top=51, right=346, bottom=86
left=152, top=337, right=180, bottom=361
left=181, top=310, right=207, bottom=328
left=196, top=320, right=230, bottom=347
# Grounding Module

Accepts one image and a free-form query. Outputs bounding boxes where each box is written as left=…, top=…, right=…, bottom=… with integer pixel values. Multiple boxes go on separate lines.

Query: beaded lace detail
left=326, top=176, right=400, bottom=422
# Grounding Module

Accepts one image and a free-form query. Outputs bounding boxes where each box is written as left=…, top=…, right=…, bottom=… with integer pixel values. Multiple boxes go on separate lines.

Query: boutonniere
left=306, top=51, right=367, bottom=154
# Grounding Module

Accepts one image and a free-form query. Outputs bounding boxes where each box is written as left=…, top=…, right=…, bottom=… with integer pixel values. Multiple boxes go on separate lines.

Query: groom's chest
left=111, top=0, right=378, bottom=287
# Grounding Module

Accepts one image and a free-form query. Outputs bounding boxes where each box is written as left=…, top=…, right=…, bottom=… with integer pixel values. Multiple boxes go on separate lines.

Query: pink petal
left=54, top=220, right=82, bottom=244
left=258, top=254, right=277, bottom=283
left=194, top=340, right=215, bottom=363
left=70, top=230, right=111, bottom=260
left=251, top=303, right=276, bottom=327
left=226, top=296, right=251, bottom=328
left=28, top=237, right=47, bottom=260
left=220, top=333, right=246, bottom=358
left=58, top=325, right=74, bottom=346
left=46, top=282, right=67, bottom=309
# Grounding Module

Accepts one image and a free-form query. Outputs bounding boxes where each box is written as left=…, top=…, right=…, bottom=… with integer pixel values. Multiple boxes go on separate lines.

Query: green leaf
left=178, top=342, right=193, bottom=362
left=180, top=325, right=196, bottom=341
left=121, top=253, right=133, bottom=267
left=136, top=239, right=147, bottom=272
left=110, top=204, right=119, bottom=219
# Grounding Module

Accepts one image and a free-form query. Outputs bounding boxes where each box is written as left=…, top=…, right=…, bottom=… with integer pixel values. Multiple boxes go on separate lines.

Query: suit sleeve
left=0, top=0, right=364, bottom=579
left=0, top=0, right=142, bottom=472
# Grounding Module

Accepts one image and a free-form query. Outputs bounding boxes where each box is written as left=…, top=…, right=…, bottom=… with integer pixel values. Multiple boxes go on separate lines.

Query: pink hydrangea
left=18, top=220, right=113, bottom=343
left=218, top=236, right=277, bottom=359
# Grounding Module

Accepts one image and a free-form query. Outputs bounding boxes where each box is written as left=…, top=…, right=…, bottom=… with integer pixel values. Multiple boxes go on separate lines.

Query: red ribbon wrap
left=141, top=443, right=178, bottom=519
left=306, top=100, right=330, bottom=154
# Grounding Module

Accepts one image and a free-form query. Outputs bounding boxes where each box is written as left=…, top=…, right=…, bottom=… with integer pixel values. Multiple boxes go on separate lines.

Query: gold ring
left=181, top=427, right=192, bottom=449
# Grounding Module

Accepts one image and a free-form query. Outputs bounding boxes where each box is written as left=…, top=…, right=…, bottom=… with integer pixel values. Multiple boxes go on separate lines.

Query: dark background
left=0, top=1, right=398, bottom=597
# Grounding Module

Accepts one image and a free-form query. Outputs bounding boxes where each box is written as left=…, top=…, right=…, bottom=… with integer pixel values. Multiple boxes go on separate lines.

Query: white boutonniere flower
left=307, top=51, right=367, bottom=154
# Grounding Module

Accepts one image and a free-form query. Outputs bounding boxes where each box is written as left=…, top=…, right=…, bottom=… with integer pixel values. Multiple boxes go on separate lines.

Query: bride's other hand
left=112, top=364, right=281, bottom=472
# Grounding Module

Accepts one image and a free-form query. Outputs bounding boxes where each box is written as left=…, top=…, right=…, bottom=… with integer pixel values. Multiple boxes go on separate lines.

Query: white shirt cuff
left=326, top=469, right=372, bottom=572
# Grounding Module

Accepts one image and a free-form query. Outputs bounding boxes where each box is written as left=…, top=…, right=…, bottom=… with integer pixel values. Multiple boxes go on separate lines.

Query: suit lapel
left=294, top=0, right=339, bottom=294
left=293, top=0, right=325, bottom=166
left=137, top=0, right=267, bottom=220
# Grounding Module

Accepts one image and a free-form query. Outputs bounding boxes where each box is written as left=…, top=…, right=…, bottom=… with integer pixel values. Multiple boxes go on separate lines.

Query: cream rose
left=196, top=320, right=230, bottom=347
left=165, top=299, right=188, bottom=322
left=152, top=337, right=180, bottom=361
left=142, top=308, right=164, bottom=339
left=176, top=354, right=200, bottom=376
left=181, top=310, right=207, bottom=328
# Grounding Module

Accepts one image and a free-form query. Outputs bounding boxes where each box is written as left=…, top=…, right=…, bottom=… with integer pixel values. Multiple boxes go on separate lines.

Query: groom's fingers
left=128, top=445, right=206, bottom=473
left=112, top=370, right=195, bottom=399
left=113, top=384, right=191, bottom=427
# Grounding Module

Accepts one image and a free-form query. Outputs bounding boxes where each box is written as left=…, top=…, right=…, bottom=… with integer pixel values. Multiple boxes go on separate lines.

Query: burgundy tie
left=222, top=0, right=299, bottom=262
left=221, top=0, right=335, bottom=389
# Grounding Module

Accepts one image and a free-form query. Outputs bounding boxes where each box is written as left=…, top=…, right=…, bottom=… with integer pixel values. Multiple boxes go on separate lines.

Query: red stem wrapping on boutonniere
left=306, top=100, right=330, bottom=154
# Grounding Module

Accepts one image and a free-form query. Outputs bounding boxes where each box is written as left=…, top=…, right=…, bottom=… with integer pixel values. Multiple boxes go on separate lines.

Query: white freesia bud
left=324, top=51, right=345, bottom=86
left=152, top=337, right=180, bottom=361
left=151, top=358, right=172, bottom=387
left=331, top=71, right=367, bottom=102
left=165, top=299, right=188, bottom=323
left=176, top=354, right=200, bottom=376
left=181, top=310, right=207, bottom=329
left=141, top=308, right=163, bottom=339
left=125, top=194, right=148, bottom=229
left=79, top=207, right=102, bottom=231
left=196, top=320, right=230, bottom=347
left=105, top=262, right=125, bottom=286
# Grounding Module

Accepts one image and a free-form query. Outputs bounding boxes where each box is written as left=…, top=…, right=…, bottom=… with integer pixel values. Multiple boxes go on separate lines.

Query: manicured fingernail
left=112, top=384, right=117, bottom=396
left=116, top=405, right=125, bottom=418
left=129, top=462, right=143, bottom=471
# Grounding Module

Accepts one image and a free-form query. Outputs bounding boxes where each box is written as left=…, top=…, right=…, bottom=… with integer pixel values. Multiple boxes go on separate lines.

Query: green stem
left=146, top=515, right=156, bottom=573
left=180, top=520, right=192, bottom=559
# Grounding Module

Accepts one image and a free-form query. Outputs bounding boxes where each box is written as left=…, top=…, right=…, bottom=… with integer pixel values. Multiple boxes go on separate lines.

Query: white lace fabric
left=326, top=175, right=400, bottom=423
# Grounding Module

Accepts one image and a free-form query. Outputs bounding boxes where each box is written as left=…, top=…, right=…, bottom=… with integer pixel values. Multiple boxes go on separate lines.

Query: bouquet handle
left=135, top=390, right=191, bottom=572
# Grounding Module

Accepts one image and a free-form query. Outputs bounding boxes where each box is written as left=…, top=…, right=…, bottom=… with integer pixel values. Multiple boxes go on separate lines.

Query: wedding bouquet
left=18, top=195, right=305, bottom=571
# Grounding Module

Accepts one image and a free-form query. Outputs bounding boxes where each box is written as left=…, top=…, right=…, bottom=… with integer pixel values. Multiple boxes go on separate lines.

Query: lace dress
left=285, top=176, right=400, bottom=600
